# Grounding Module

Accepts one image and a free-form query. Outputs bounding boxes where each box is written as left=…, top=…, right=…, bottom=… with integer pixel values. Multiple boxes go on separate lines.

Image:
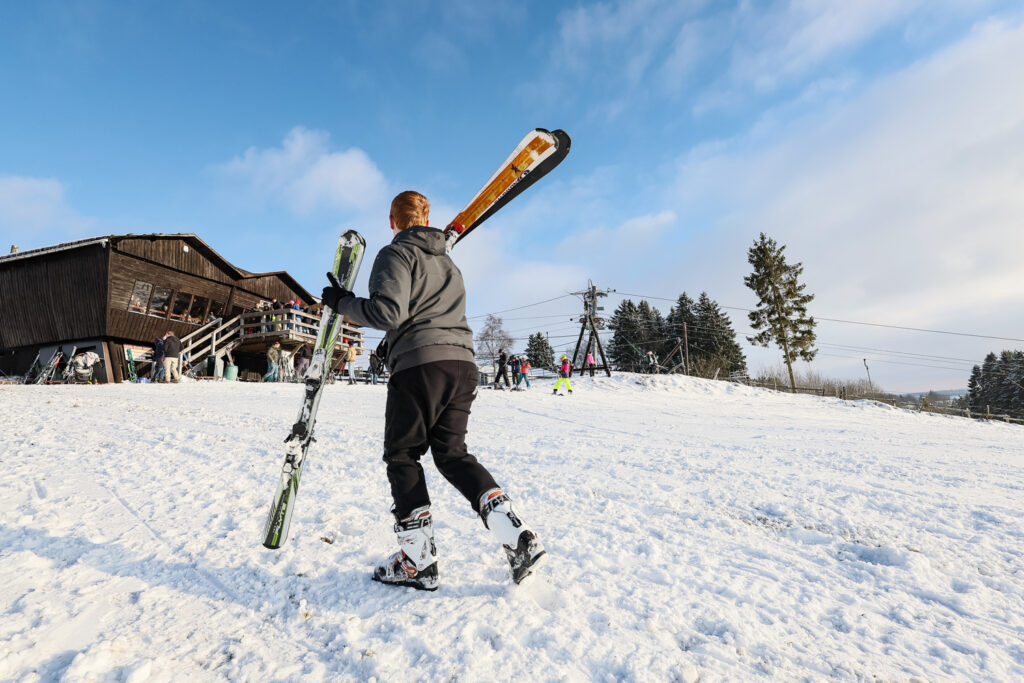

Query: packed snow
left=2, top=374, right=1022, bottom=681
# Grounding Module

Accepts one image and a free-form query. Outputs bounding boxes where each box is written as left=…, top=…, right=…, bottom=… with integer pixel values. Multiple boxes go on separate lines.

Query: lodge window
left=188, top=295, right=209, bottom=324
left=170, top=292, right=193, bottom=320
left=128, top=281, right=153, bottom=313
left=148, top=287, right=172, bottom=317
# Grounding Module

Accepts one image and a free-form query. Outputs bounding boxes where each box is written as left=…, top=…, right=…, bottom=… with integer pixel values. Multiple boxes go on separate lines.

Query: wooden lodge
left=0, top=234, right=363, bottom=382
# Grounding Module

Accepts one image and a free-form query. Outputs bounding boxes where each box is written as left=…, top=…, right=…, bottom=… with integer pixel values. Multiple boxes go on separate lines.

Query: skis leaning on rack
left=262, top=230, right=366, bottom=549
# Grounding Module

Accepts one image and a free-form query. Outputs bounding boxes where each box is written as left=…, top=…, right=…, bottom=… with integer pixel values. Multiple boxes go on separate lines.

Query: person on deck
left=320, top=190, right=546, bottom=590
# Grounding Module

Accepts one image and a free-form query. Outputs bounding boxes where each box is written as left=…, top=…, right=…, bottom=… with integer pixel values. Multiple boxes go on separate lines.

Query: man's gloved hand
left=321, top=271, right=353, bottom=312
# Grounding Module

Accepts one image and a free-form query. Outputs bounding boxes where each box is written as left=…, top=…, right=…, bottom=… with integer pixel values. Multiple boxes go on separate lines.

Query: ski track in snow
left=1, top=375, right=1023, bottom=681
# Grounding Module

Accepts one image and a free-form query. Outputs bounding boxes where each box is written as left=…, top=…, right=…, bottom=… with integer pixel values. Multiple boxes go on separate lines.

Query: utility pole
left=569, top=280, right=613, bottom=377
left=863, top=358, right=873, bottom=394
left=683, top=322, right=690, bottom=375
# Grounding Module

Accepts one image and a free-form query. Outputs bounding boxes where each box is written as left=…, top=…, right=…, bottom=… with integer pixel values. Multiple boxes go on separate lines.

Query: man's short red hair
left=390, top=191, right=430, bottom=231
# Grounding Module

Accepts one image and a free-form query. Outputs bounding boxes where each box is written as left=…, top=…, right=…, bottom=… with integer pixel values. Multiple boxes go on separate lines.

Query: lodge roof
left=0, top=233, right=313, bottom=301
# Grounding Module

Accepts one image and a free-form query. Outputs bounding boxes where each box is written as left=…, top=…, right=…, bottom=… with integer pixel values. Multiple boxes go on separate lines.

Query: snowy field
left=2, top=374, right=1023, bottom=681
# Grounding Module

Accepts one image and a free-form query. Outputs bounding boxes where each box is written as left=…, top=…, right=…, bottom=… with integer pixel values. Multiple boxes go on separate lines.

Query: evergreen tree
left=665, top=293, right=697, bottom=372
left=966, top=365, right=983, bottom=412
left=695, top=292, right=747, bottom=377
left=608, top=299, right=645, bottom=372
left=636, top=300, right=669, bottom=367
left=525, top=332, right=556, bottom=371
left=744, top=232, right=817, bottom=391
left=964, top=350, right=1024, bottom=416
left=978, top=352, right=998, bottom=411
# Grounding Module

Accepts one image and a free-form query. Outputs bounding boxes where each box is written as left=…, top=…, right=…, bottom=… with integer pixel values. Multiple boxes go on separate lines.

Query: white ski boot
left=479, top=488, right=547, bottom=584
left=372, top=505, right=439, bottom=591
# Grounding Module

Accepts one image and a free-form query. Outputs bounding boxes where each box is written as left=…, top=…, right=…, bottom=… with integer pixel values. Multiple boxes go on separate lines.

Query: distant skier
left=494, top=349, right=511, bottom=390
left=509, top=355, right=522, bottom=390
left=553, top=354, right=573, bottom=395
left=646, top=350, right=658, bottom=374
left=519, top=357, right=532, bottom=389
left=320, top=190, right=546, bottom=590
left=586, top=351, right=596, bottom=378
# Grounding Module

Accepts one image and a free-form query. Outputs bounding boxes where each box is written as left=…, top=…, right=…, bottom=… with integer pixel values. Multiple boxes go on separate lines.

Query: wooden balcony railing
left=238, top=309, right=364, bottom=350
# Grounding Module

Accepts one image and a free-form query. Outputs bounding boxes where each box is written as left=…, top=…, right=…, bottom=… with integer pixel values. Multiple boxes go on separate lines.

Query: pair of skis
left=262, top=128, right=571, bottom=549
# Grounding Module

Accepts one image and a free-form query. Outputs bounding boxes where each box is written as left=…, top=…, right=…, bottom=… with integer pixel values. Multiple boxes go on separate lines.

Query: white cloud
left=0, top=176, right=95, bottom=241
left=664, top=15, right=1024, bottom=389
left=216, top=127, right=389, bottom=216
left=544, top=0, right=989, bottom=118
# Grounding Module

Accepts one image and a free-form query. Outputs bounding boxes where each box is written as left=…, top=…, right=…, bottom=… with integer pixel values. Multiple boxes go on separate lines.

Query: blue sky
left=3, top=1, right=1023, bottom=391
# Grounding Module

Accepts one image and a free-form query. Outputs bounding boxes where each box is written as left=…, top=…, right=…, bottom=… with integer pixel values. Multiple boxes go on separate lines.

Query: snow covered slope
left=2, top=375, right=1022, bottom=681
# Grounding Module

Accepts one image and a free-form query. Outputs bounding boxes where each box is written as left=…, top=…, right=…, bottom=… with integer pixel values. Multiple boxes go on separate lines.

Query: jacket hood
left=392, top=226, right=446, bottom=255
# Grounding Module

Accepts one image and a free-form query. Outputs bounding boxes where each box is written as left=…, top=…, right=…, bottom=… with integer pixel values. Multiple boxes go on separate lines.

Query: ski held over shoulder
left=261, top=229, right=366, bottom=550
left=444, top=128, right=571, bottom=251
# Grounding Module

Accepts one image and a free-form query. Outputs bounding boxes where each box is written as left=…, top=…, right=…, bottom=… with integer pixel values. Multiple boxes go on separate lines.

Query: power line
left=467, top=294, right=575, bottom=320
left=612, top=291, right=1024, bottom=343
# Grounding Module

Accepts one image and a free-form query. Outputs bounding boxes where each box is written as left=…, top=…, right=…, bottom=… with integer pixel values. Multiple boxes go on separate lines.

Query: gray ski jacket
left=334, top=226, right=474, bottom=373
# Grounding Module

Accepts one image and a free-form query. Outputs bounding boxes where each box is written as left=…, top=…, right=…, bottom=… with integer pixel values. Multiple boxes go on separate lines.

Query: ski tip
left=339, top=229, right=367, bottom=246
left=551, top=129, right=572, bottom=152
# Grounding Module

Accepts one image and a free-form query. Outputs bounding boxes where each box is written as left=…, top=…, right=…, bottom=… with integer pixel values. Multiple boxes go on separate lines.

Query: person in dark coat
left=321, top=190, right=546, bottom=590
left=368, top=351, right=384, bottom=385
left=494, top=349, right=511, bottom=390
left=162, top=332, right=182, bottom=383
left=295, top=343, right=313, bottom=378
left=152, top=336, right=166, bottom=382
left=509, top=355, right=522, bottom=390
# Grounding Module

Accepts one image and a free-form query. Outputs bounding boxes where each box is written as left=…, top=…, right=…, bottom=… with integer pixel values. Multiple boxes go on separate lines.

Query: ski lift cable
left=467, top=294, right=577, bottom=320
left=611, top=291, right=1024, bottom=342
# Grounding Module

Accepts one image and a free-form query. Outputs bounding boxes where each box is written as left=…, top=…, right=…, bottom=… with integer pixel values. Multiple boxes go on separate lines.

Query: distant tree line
left=962, top=350, right=1024, bottom=416
left=607, top=292, right=747, bottom=377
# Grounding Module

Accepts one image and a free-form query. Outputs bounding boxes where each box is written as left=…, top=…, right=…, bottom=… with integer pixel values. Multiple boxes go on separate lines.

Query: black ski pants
left=383, top=360, right=498, bottom=519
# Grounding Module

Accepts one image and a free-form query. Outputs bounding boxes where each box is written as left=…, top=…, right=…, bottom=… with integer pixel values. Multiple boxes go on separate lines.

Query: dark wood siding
left=114, top=237, right=238, bottom=285
left=0, top=245, right=108, bottom=348
left=107, top=252, right=234, bottom=340
left=237, top=274, right=314, bottom=304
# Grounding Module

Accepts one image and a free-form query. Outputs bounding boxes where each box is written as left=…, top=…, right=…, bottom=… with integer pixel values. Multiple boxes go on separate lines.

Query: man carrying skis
left=320, top=190, right=546, bottom=590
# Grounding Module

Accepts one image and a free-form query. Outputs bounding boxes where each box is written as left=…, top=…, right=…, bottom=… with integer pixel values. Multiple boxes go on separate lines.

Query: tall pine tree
left=744, top=233, right=817, bottom=391
left=608, top=300, right=646, bottom=372
left=665, top=293, right=697, bottom=372
left=525, top=332, right=556, bottom=370
left=695, top=292, right=747, bottom=377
